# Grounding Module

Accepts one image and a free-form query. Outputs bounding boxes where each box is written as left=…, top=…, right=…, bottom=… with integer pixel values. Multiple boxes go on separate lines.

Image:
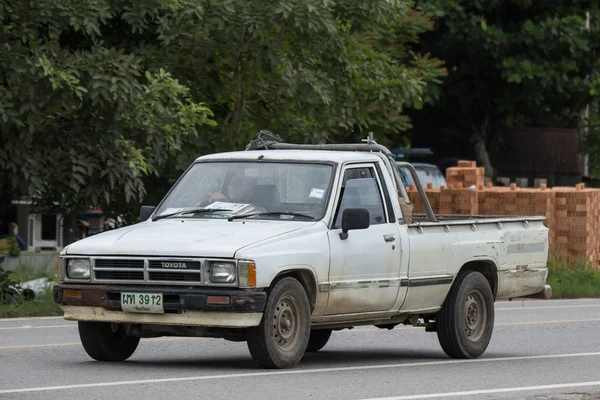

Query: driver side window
left=333, top=167, right=387, bottom=229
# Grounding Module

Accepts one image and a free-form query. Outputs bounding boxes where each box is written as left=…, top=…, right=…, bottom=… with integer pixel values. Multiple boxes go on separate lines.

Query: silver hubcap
left=464, top=290, right=487, bottom=342
left=273, top=296, right=299, bottom=351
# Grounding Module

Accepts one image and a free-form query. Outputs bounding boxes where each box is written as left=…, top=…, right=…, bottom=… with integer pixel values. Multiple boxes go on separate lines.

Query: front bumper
left=53, top=284, right=267, bottom=328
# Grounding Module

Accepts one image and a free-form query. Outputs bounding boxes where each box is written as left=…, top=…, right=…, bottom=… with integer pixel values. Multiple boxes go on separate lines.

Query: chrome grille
left=96, top=259, right=144, bottom=269
left=95, top=270, right=144, bottom=280
left=149, top=260, right=201, bottom=270
left=91, top=257, right=207, bottom=285
left=148, top=271, right=201, bottom=282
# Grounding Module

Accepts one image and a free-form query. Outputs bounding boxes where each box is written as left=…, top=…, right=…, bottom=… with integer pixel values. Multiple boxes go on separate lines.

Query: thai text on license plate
left=120, top=292, right=164, bottom=314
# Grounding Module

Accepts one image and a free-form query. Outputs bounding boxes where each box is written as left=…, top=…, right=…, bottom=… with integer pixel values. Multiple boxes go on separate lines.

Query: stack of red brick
left=405, top=160, right=600, bottom=268
left=477, top=183, right=556, bottom=245
left=407, top=185, right=478, bottom=216
left=552, top=185, right=600, bottom=267
left=445, top=160, right=485, bottom=188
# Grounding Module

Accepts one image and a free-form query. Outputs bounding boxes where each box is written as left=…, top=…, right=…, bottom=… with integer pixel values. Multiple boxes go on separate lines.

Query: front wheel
left=436, top=271, right=494, bottom=359
left=246, top=277, right=311, bottom=368
left=78, top=321, right=140, bottom=361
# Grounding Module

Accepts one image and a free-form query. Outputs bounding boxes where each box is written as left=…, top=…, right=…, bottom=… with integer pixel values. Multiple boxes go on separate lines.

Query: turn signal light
left=238, top=261, right=257, bottom=287
left=55, top=258, right=61, bottom=279
left=248, top=262, right=256, bottom=287
left=207, top=296, right=230, bottom=305
left=63, top=289, right=82, bottom=299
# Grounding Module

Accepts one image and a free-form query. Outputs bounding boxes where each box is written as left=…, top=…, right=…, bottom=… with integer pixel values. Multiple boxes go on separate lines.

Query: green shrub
left=0, top=267, right=22, bottom=304
left=6, top=237, right=20, bottom=257
left=547, top=260, right=600, bottom=299
left=11, top=263, right=57, bottom=283
left=0, top=286, right=62, bottom=318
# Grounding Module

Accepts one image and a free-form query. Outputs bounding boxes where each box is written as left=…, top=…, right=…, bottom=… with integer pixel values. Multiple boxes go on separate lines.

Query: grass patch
left=0, top=287, right=63, bottom=318
left=0, top=263, right=62, bottom=318
left=547, top=260, right=600, bottom=299
left=10, top=263, right=58, bottom=283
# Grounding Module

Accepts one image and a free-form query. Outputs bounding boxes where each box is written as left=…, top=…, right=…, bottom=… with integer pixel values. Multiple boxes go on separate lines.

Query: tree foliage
left=156, top=1, right=445, bottom=219
left=158, top=0, right=446, bottom=163
left=411, top=0, right=600, bottom=177
left=0, top=0, right=216, bottom=218
left=1, top=0, right=444, bottom=223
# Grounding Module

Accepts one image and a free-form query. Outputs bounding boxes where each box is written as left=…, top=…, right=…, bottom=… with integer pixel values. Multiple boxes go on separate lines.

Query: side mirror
left=139, top=206, right=156, bottom=222
left=340, top=208, right=370, bottom=240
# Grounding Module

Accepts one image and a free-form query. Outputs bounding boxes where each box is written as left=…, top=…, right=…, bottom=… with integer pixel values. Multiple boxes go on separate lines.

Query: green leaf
left=508, top=73, right=522, bottom=83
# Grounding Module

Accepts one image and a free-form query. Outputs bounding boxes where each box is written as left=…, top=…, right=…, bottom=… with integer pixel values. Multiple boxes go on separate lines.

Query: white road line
left=0, top=324, right=76, bottom=331
left=2, top=316, right=600, bottom=334
left=1, top=304, right=598, bottom=327
left=496, top=298, right=600, bottom=303
left=359, top=381, right=600, bottom=400
left=498, top=297, right=598, bottom=304
left=0, top=300, right=598, bottom=323
left=496, top=304, right=600, bottom=310
left=1, top=352, right=600, bottom=394
left=0, top=316, right=64, bottom=322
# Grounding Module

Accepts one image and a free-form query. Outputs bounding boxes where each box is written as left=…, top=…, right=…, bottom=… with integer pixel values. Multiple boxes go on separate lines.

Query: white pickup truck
left=54, top=137, right=551, bottom=369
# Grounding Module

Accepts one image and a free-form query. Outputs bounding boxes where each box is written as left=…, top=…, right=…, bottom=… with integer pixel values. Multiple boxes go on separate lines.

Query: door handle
left=383, top=234, right=396, bottom=242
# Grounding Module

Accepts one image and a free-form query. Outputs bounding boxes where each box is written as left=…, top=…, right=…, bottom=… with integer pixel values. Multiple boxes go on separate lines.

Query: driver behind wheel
left=210, top=169, right=258, bottom=204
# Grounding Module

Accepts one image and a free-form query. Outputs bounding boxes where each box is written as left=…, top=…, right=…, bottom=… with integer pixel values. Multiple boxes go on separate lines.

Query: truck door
left=324, top=163, right=404, bottom=315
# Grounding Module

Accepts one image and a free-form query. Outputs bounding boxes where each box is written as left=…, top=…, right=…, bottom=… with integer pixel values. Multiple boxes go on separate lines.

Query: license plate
left=120, top=292, right=164, bottom=314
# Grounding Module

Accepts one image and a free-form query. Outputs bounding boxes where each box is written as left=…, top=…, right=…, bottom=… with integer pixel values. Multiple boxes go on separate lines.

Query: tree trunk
left=228, top=26, right=247, bottom=141
left=472, top=132, right=494, bottom=179
left=470, top=112, right=494, bottom=179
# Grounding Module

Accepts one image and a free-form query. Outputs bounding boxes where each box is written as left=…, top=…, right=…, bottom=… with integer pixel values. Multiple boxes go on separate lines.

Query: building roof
left=196, top=149, right=383, bottom=164
left=497, top=128, right=581, bottom=175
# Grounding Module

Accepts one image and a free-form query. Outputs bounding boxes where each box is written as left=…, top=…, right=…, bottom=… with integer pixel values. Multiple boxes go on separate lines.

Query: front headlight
left=67, top=259, right=91, bottom=279
left=209, top=262, right=236, bottom=283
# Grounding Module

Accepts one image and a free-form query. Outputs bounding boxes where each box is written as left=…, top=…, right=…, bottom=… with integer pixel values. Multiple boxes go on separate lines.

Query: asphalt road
left=1, top=299, right=600, bottom=400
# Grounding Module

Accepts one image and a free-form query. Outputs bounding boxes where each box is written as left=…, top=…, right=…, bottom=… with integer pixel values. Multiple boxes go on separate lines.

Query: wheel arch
left=271, top=267, right=318, bottom=313
left=457, top=259, right=499, bottom=299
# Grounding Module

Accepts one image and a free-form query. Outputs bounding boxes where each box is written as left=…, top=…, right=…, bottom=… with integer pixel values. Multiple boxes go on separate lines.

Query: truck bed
left=403, top=213, right=549, bottom=307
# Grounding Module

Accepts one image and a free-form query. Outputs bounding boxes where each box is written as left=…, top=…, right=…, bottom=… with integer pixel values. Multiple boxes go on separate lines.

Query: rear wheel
left=78, top=321, right=140, bottom=361
left=306, top=329, right=332, bottom=352
left=246, top=277, right=311, bottom=368
left=436, top=271, right=494, bottom=359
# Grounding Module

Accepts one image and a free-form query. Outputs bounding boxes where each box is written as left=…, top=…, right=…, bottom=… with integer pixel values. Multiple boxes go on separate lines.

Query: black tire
left=247, top=277, right=311, bottom=368
left=78, top=321, right=140, bottom=361
left=306, top=329, right=332, bottom=352
left=436, top=271, right=494, bottom=359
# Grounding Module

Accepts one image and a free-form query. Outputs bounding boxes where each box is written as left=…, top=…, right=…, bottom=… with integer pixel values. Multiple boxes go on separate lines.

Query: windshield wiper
left=228, top=212, right=316, bottom=222
left=153, top=208, right=232, bottom=221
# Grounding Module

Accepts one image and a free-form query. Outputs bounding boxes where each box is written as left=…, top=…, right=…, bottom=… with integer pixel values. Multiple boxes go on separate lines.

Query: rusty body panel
left=496, top=267, right=548, bottom=299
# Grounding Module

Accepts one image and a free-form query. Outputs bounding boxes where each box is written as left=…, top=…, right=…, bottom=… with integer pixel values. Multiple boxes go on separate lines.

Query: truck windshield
left=154, top=161, right=334, bottom=221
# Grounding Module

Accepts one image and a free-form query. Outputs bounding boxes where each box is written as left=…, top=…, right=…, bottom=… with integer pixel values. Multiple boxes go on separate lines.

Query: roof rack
left=245, top=131, right=437, bottom=222
left=246, top=130, right=391, bottom=154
